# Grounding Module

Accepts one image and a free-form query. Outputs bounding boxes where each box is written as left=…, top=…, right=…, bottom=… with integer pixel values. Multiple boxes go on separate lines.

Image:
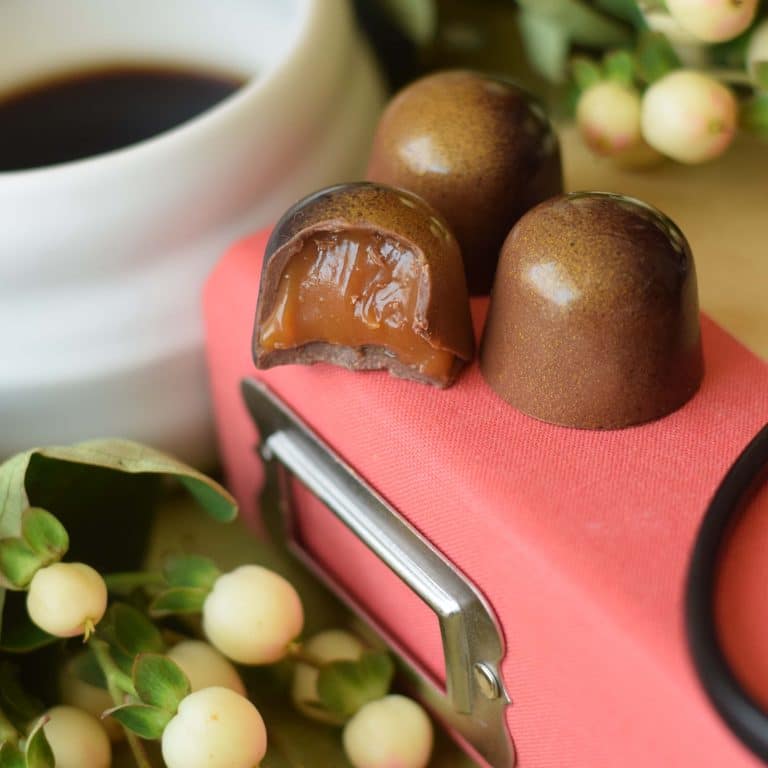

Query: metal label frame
left=242, top=378, right=515, bottom=767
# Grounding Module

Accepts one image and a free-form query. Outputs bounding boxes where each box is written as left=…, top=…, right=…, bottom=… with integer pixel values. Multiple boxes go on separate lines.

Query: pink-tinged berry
left=27, top=562, right=107, bottom=638
left=203, top=564, right=304, bottom=665
left=161, top=687, right=267, bottom=768
left=43, top=706, right=111, bottom=768
left=577, top=81, right=643, bottom=157
left=666, top=0, right=758, bottom=43
left=641, top=70, right=737, bottom=164
left=343, top=695, right=433, bottom=768
left=168, top=640, right=246, bottom=695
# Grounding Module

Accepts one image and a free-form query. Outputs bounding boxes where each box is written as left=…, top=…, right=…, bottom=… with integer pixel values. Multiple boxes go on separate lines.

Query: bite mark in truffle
left=253, top=182, right=475, bottom=387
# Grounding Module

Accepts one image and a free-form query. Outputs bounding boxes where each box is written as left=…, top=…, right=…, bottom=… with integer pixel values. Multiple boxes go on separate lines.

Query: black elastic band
left=686, top=423, right=768, bottom=761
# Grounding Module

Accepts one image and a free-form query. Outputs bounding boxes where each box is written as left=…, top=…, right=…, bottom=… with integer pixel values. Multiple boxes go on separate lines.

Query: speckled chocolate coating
left=480, top=192, right=704, bottom=429
left=252, top=182, right=475, bottom=386
left=366, top=70, right=563, bottom=295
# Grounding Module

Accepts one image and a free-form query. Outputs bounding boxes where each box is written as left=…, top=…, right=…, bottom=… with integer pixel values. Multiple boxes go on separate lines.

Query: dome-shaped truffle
left=366, top=70, right=562, bottom=295
left=480, top=192, right=704, bottom=429
left=253, top=182, right=474, bottom=387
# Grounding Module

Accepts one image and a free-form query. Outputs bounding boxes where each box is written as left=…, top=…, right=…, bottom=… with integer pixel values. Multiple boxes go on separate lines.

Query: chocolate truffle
left=252, top=182, right=474, bottom=387
left=480, top=192, right=704, bottom=429
left=366, top=70, right=563, bottom=295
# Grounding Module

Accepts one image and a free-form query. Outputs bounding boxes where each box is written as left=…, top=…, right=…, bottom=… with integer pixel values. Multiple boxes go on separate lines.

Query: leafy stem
left=0, top=709, right=19, bottom=745
left=103, top=571, right=165, bottom=596
left=286, top=642, right=326, bottom=669
left=89, top=639, right=154, bottom=768
left=706, top=68, right=754, bottom=86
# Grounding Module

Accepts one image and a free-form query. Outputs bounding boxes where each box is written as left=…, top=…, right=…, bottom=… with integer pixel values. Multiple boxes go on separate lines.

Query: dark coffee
left=0, top=66, right=244, bottom=172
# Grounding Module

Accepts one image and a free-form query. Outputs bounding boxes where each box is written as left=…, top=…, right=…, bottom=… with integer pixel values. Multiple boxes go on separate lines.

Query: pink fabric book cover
left=204, top=229, right=768, bottom=768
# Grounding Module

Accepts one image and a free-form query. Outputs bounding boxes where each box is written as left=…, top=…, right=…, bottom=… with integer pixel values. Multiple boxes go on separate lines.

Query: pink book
left=204, top=229, right=768, bottom=768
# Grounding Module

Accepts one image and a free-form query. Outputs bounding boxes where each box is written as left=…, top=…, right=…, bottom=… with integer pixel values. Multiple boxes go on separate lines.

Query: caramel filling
left=259, top=230, right=454, bottom=379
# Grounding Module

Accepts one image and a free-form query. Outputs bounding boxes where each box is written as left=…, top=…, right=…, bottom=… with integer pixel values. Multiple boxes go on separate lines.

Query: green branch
left=89, top=639, right=154, bottom=768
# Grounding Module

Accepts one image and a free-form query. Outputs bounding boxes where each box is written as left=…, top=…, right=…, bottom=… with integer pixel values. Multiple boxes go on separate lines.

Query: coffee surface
left=0, top=66, right=244, bottom=171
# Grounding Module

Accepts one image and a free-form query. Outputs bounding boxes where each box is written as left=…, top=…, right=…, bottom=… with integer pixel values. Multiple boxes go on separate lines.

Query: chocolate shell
left=253, top=182, right=474, bottom=387
left=480, top=192, right=704, bottom=429
left=366, top=70, right=563, bottom=295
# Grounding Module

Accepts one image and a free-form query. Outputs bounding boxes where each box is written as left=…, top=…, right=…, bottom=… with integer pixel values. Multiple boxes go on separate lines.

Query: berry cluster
left=572, top=0, right=768, bottom=166
left=0, top=508, right=435, bottom=768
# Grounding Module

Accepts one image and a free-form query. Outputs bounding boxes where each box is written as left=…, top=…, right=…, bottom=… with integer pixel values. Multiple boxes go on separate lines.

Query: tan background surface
left=561, top=126, right=767, bottom=360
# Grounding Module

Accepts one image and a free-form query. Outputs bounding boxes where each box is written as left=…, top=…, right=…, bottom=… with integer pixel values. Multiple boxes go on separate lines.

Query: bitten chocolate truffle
left=253, top=182, right=474, bottom=387
left=480, top=192, right=704, bottom=429
left=366, top=70, right=563, bottom=295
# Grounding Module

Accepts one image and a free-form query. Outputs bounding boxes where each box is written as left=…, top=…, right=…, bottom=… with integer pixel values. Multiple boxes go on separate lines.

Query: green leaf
left=519, top=9, right=571, bottom=82
left=0, top=540, right=43, bottom=589
left=377, top=0, right=436, bottom=44
left=149, top=587, right=207, bottom=617
left=0, top=711, right=19, bottom=745
left=68, top=650, right=108, bottom=690
left=636, top=30, right=680, bottom=84
left=0, top=452, right=33, bottom=539
left=0, top=439, right=237, bottom=636
left=0, top=467, right=34, bottom=633
left=754, top=61, right=768, bottom=90
left=133, top=654, right=190, bottom=713
left=23, top=718, right=53, bottom=768
left=163, top=555, right=220, bottom=591
left=30, top=441, right=237, bottom=523
left=741, top=94, right=768, bottom=135
left=316, top=651, right=395, bottom=720
left=20, top=508, right=68, bottom=562
left=603, top=49, right=636, bottom=85
left=571, top=56, right=603, bottom=90
left=96, top=619, right=136, bottom=679
left=710, top=23, right=754, bottom=68
left=0, top=663, right=44, bottom=727
left=593, top=0, right=645, bottom=26
left=107, top=604, right=165, bottom=658
left=0, top=743, right=25, bottom=768
left=517, top=0, right=632, bottom=47
left=0, top=597, right=55, bottom=654
left=105, top=704, right=171, bottom=740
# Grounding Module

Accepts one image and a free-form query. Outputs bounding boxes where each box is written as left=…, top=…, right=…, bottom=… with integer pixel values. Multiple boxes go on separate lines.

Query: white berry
left=161, top=687, right=267, bottom=768
left=203, top=565, right=304, bottom=665
left=27, top=563, right=107, bottom=638
left=168, top=640, right=246, bottom=696
left=747, top=19, right=768, bottom=83
left=343, top=695, right=433, bottom=768
left=292, top=629, right=365, bottom=723
left=641, top=70, right=737, bottom=164
left=666, top=0, right=758, bottom=42
left=42, top=706, right=111, bottom=768
left=59, top=657, right=122, bottom=741
left=577, top=81, right=643, bottom=156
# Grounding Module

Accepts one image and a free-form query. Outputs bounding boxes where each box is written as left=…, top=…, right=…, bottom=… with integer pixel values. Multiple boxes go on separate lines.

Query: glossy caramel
left=259, top=229, right=455, bottom=380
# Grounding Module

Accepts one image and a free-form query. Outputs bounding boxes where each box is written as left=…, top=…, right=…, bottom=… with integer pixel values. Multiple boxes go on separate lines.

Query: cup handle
left=242, top=378, right=515, bottom=767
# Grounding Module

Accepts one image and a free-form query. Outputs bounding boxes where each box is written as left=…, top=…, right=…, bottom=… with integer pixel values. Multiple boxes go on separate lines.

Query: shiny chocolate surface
left=480, top=192, right=704, bottom=429
left=253, top=182, right=474, bottom=387
left=366, top=70, right=563, bottom=295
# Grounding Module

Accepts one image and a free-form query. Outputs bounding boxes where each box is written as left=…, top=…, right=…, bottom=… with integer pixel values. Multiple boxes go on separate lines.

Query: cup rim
left=0, top=0, right=319, bottom=180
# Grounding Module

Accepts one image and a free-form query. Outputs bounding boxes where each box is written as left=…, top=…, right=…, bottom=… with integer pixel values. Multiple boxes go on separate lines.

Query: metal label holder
left=242, top=378, right=515, bottom=767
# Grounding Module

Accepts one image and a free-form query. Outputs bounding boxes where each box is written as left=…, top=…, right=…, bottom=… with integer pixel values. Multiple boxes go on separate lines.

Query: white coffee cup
left=0, top=0, right=384, bottom=467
